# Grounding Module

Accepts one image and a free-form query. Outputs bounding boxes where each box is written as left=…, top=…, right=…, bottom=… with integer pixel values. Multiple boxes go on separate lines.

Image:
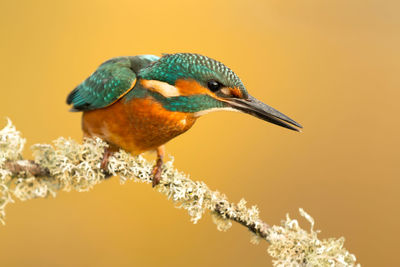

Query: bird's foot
left=100, top=148, right=115, bottom=179
left=152, top=146, right=165, bottom=187
left=152, top=163, right=162, bottom=187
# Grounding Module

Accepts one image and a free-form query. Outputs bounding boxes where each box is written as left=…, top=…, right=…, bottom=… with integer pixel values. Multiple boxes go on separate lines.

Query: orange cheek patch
left=175, top=79, right=215, bottom=97
left=230, top=87, right=243, bottom=98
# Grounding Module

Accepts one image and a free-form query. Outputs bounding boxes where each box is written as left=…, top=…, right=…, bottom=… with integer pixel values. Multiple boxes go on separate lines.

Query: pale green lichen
left=267, top=209, right=360, bottom=266
left=0, top=118, right=25, bottom=162
left=0, top=119, right=25, bottom=224
left=0, top=120, right=360, bottom=266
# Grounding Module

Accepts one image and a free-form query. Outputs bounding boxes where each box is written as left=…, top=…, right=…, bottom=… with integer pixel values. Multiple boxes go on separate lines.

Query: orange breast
left=82, top=97, right=197, bottom=154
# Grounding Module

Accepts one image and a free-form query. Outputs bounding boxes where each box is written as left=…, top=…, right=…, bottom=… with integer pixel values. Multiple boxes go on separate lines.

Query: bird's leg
left=100, top=145, right=118, bottom=178
left=152, top=145, right=165, bottom=187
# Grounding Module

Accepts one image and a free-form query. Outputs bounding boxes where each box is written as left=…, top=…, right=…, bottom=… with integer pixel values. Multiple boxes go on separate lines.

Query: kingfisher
left=66, top=53, right=302, bottom=186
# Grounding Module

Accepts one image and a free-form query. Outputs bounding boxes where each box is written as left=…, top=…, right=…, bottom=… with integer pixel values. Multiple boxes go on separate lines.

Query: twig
left=4, top=160, right=49, bottom=177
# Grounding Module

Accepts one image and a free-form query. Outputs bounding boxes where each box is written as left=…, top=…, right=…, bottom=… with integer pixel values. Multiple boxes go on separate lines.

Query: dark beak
left=224, top=95, right=302, bottom=131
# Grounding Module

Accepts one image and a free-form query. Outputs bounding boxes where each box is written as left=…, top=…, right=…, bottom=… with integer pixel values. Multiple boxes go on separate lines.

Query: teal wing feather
left=66, top=55, right=159, bottom=111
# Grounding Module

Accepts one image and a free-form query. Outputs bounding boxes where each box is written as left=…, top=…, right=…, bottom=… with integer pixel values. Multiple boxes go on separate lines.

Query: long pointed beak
left=224, top=95, right=303, bottom=131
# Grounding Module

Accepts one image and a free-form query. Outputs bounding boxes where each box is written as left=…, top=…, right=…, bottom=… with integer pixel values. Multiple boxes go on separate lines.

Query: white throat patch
left=193, top=107, right=238, bottom=117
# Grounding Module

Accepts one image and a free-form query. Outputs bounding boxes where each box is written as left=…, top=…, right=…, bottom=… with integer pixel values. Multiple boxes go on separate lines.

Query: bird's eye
left=207, top=80, right=223, bottom=92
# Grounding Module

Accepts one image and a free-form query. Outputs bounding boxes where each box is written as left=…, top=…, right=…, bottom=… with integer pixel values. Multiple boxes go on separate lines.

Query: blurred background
left=0, top=0, right=399, bottom=266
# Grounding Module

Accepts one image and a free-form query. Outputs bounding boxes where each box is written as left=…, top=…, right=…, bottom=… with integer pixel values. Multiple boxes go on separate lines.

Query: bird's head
left=138, top=53, right=302, bottom=131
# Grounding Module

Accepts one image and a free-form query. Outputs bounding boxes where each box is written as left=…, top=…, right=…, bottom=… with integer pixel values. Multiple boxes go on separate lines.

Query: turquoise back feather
left=66, top=55, right=159, bottom=111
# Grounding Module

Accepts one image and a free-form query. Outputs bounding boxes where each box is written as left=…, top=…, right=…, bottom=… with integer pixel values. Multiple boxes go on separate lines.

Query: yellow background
left=0, top=0, right=399, bottom=266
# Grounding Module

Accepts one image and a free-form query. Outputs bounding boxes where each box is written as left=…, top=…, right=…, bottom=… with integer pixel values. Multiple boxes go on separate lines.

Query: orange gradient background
left=0, top=1, right=399, bottom=266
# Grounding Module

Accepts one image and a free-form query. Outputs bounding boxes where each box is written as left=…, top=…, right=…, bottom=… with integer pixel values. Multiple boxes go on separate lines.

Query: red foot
left=100, top=148, right=114, bottom=178
left=152, top=157, right=163, bottom=187
left=152, top=146, right=165, bottom=187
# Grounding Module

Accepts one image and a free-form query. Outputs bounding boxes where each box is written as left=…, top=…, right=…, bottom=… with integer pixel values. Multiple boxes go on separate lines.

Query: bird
left=66, top=53, right=302, bottom=187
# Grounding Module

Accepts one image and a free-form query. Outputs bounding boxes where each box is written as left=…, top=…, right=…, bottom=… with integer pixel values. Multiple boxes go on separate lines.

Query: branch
left=4, top=160, right=49, bottom=177
left=0, top=119, right=360, bottom=266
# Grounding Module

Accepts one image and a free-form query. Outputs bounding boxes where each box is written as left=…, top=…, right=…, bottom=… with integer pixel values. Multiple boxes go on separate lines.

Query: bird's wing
left=66, top=55, right=159, bottom=111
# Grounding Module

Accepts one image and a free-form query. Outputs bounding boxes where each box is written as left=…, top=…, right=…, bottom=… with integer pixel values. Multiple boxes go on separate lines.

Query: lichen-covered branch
left=3, top=160, right=49, bottom=177
left=0, top=119, right=360, bottom=266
